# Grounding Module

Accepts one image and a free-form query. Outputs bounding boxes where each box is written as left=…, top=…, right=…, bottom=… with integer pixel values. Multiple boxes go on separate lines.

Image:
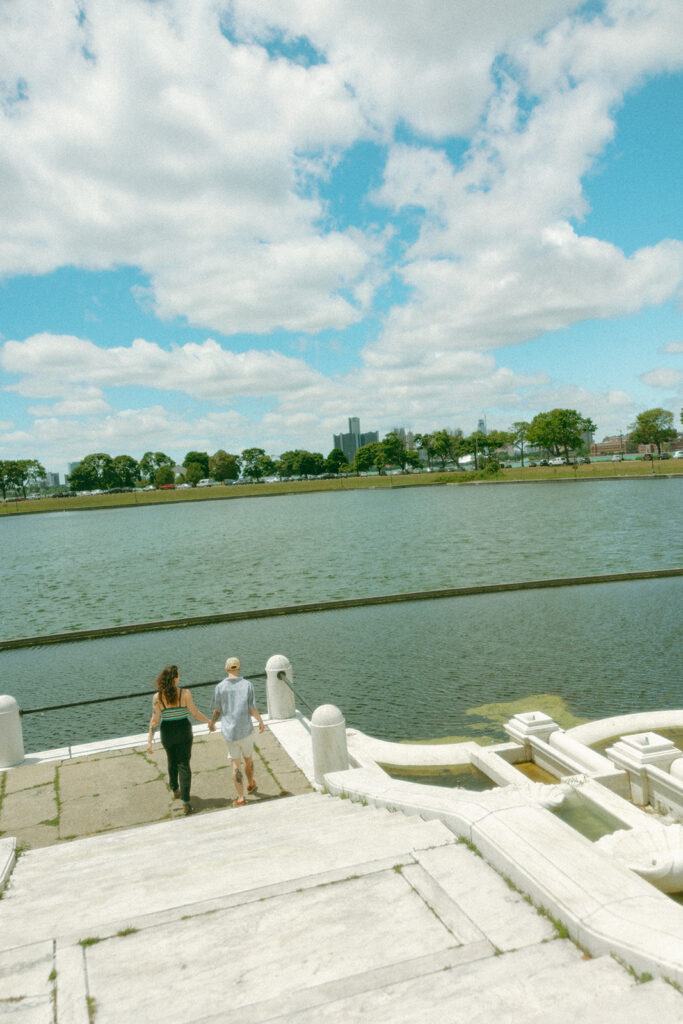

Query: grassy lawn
left=2, top=459, right=681, bottom=516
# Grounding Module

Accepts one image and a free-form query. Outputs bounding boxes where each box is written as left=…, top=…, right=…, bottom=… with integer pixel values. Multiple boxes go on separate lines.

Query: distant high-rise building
left=46, top=472, right=60, bottom=487
left=477, top=418, right=487, bottom=434
left=333, top=418, right=379, bottom=464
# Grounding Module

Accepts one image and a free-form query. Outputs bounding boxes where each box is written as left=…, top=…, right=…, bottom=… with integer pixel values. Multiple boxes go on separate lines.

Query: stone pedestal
left=311, top=704, right=349, bottom=787
left=0, top=695, right=24, bottom=768
left=504, top=711, right=559, bottom=752
left=606, top=732, right=679, bottom=806
left=265, top=654, right=296, bottom=721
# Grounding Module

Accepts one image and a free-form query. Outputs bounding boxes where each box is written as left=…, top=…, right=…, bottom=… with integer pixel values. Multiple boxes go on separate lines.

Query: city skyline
left=0, top=1, right=682, bottom=477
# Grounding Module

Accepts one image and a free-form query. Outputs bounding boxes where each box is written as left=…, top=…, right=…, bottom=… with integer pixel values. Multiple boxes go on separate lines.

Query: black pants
left=160, top=718, right=193, bottom=804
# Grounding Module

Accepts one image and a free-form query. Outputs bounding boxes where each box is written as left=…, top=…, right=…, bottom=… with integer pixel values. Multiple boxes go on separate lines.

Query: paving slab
left=414, top=844, right=556, bottom=951
left=59, top=778, right=171, bottom=838
left=0, top=940, right=54, bottom=1024
left=0, top=784, right=58, bottom=830
left=58, top=750, right=159, bottom=801
left=2, top=762, right=57, bottom=794
left=82, top=868, right=464, bottom=1024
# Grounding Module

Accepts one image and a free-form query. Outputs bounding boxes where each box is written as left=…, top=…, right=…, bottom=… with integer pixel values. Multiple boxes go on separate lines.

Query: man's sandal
left=247, top=782, right=258, bottom=793
left=233, top=797, right=247, bottom=807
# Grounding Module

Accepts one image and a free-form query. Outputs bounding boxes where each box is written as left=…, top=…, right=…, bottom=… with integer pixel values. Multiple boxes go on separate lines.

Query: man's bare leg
left=232, top=757, right=245, bottom=801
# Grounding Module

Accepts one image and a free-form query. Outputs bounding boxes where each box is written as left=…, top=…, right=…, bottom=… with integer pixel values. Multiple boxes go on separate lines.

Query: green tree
left=325, top=448, right=349, bottom=475
left=69, top=453, right=114, bottom=490
left=629, top=408, right=677, bottom=456
left=381, top=431, right=409, bottom=470
left=296, top=450, right=326, bottom=477
left=183, top=451, right=210, bottom=477
left=477, top=429, right=512, bottom=462
left=240, top=448, right=275, bottom=481
left=209, top=450, right=241, bottom=482
left=184, top=462, right=204, bottom=487
left=4, top=459, right=47, bottom=496
left=111, top=454, right=139, bottom=488
left=511, top=421, right=531, bottom=466
left=527, top=409, right=596, bottom=461
left=138, top=451, right=174, bottom=481
left=0, top=461, right=13, bottom=499
left=68, top=462, right=98, bottom=491
left=354, top=442, right=382, bottom=473
left=154, top=465, right=175, bottom=487
left=431, top=429, right=462, bottom=470
left=413, top=432, right=436, bottom=469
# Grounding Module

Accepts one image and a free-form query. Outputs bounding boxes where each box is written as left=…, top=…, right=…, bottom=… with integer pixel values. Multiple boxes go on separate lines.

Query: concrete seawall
left=2, top=566, right=681, bottom=650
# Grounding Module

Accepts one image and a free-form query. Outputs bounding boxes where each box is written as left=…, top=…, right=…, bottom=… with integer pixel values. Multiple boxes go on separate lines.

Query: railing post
left=0, top=696, right=25, bottom=768
left=311, top=704, right=349, bottom=786
left=265, top=654, right=296, bottom=720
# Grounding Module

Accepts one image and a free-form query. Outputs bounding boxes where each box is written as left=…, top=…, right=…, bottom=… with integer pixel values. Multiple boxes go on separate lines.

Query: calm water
left=2, top=480, right=681, bottom=750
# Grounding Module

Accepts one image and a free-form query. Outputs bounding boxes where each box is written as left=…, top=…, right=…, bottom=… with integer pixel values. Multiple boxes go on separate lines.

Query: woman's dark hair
left=155, top=665, right=179, bottom=705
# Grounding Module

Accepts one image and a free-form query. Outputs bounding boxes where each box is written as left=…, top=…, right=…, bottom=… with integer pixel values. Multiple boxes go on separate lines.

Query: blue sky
left=0, top=0, right=681, bottom=476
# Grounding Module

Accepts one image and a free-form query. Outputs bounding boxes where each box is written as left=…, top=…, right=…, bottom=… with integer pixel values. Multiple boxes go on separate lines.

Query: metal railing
left=19, top=670, right=316, bottom=718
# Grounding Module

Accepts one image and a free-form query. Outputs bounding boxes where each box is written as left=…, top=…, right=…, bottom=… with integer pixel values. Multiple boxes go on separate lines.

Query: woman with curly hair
left=147, top=665, right=214, bottom=815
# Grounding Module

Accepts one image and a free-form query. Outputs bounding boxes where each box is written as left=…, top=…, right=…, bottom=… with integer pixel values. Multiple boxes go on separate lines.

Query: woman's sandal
left=247, top=782, right=258, bottom=793
left=233, top=797, right=247, bottom=807
left=182, top=804, right=192, bottom=815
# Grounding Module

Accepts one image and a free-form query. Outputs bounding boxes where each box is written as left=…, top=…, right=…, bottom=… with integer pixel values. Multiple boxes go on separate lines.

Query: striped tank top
left=159, top=688, right=191, bottom=722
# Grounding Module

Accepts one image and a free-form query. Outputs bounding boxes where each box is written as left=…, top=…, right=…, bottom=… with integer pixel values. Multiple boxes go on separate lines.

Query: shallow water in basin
left=551, top=790, right=625, bottom=841
left=379, top=763, right=496, bottom=791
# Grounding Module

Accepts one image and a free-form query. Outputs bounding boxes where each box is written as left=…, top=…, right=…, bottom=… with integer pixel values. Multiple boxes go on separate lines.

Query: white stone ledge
left=323, top=767, right=683, bottom=986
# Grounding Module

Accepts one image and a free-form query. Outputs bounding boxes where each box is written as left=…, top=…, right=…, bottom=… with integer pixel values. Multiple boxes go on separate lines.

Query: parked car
left=527, top=460, right=537, bottom=467
left=538, top=459, right=549, bottom=466
left=611, top=454, right=623, bottom=462
left=158, top=483, right=175, bottom=489
left=673, top=451, right=683, bottom=459
left=549, top=457, right=566, bottom=465
left=196, top=479, right=214, bottom=487
left=659, top=452, right=671, bottom=460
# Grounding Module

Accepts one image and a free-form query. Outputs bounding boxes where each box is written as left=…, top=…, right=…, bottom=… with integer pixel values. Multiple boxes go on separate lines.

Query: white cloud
left=639, top=366, right=683, bottom=388
left=230, top=0, right=583, bottom=137
left=0, top=333, right=325, bottom=400
left=0, top=0, right=376, bottom=333
left=1, top=1, right=682, bottom=467
left=661, top=341, right=683, bottom=354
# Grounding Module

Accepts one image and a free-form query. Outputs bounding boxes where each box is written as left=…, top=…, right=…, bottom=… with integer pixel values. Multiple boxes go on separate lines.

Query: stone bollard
left=311, top=704, right=349, bottom=787
left=265, top=654, right=296, bottom=721
left=0, top=696, right=24, bottom=768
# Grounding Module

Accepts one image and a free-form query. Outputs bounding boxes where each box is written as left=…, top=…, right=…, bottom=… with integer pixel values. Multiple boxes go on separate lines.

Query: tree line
left=1, top=406, right=680, bottom=498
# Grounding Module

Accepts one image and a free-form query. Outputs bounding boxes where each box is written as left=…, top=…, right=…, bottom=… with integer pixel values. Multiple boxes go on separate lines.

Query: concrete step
left=258, top=943, right=679, bottom=1024
left=0, top=792, right=454, bottom=950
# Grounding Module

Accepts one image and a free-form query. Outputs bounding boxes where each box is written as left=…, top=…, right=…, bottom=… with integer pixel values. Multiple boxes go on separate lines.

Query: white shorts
left=225, top=732, right=255, bottom=761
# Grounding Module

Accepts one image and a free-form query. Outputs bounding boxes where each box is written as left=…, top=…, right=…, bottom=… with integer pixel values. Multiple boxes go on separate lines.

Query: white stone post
left=265, top=654, right=296, bottom=721
left=311, top=704, right=349, bottom=787
left=0, top=696, right=25, bottom=768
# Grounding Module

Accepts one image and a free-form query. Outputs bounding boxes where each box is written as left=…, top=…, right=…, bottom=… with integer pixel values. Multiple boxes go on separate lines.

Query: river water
left=2, top=479, right=681, bottom=751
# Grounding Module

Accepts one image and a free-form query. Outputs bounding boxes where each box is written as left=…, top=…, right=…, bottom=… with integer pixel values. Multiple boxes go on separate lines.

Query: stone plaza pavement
left=1, top=725, right=683, bottom=1023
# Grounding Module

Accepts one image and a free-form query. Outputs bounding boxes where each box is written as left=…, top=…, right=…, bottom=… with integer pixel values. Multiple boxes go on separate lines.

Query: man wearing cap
left=211, top=657, right=265, bottom=806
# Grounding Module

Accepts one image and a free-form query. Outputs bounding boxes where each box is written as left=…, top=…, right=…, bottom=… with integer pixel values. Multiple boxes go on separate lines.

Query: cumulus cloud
left=639, top=366, right=683, bottom=388
left=0, top=333, right=325, bottom=400
left=1, top=0, right=682, bottom=466
left=661, top=341, right=683, bottom=354
left=0, top=0, right=375, bottom=333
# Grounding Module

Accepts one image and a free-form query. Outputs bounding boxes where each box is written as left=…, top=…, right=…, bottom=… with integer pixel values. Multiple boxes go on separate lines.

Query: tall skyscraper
left=333, top=418, right=379, bottom=463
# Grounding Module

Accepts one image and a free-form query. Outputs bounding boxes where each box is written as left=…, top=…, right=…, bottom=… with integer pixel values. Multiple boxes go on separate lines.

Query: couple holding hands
left=147, top=656, right=265, bottom=814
